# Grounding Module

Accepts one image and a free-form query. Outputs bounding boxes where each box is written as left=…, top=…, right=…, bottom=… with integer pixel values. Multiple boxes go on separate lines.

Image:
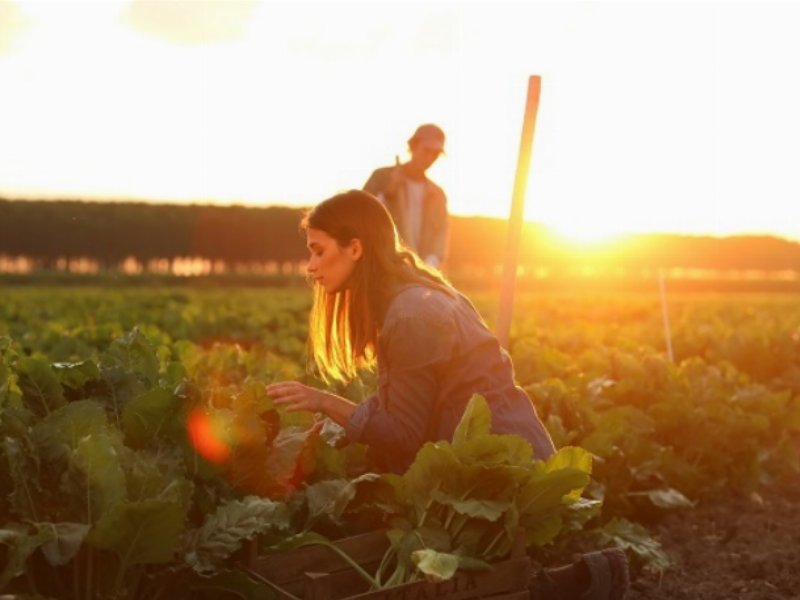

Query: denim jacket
left=345, top=284, right=556, bottom=473
left=363, top=166, right=448, bottom=267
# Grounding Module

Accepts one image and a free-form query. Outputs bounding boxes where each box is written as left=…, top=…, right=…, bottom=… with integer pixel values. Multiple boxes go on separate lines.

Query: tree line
left=1, top=198, right=798, bottom=274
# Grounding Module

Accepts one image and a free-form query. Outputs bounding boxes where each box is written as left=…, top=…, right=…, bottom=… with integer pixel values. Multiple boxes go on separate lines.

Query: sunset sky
left=1, top=0, right=799, bottom=242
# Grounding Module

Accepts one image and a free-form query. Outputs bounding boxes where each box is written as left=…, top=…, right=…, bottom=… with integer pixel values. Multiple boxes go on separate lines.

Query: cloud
left=0, top=0, right=28, bottom=54
left=124, top=0, right=258, bottom=45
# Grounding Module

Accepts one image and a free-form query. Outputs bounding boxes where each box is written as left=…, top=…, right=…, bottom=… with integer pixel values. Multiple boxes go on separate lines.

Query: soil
left=627, top=481, right=800, bottom=600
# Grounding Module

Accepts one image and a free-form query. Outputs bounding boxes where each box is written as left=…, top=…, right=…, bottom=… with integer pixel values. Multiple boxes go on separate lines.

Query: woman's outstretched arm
left=266, top=381, right=357, bottom=427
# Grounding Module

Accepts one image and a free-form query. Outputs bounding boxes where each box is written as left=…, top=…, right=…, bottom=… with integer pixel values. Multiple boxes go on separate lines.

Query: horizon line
left=1, top=190, right=798, bottom=244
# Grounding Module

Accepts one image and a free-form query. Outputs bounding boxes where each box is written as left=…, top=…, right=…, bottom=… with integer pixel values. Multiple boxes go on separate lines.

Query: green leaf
left=562, top=498, right=602, bottom=532
left=249, top=424, right=321, bottom=497
left=31, top=400, right=109, bottom=462
left=88, top=481, right=192, bottom=565
left=305, top=473, right=381, bottom=526
left=0, top=359, right=23, bottom=413
left=542, top=446, right=593, bottom=501
left=411, top=548, right=459, bottom=582
left=70, top=432, right=127, bottom=519
left=3, top=436, right=42, bottom=520
left=384, top=527, right=453, bottom=586
left=427, top=464, right=520, bottom=521
left=455, top=434, right=533, bottom=469
left=595, top=518, right=671, bottom=571
left=102, top=328, right=160, bottom=386
left=434, top=495, right=511, bottom=522
left=184, top=496, right=290, bottom=575
left=99, top=329, right=161, bottom=411
left=39, top=522, right=91, bottom=566
left=320, top=417, right=347, bottom=446
left=123, top=449, right=188, bottom=502
left=581, top=406, right=654, bottom=457
left=305, top=478, right=352, bottom=524
left=53, top=360, right=100, bottom=390
left=518, top=464, right=591, bottom=517
left=411, top=526, right=451, bottom=552
left=519, top=509, right=564, bottom=547
left=0, top=523, right=55, bottom=588
left=401, top=443, right=462, bottom=514
left=512, top=447, right=593, bottom=547
left=0, top=335, right=15, bottom=355
left=122, top=387, right=180, bottom=448
left=516, top=468, right=589, bottom=515
left=544, top=446, right=593, bottom=477
left=16, top=357, right=66, bottom=417
left=453, top=554, right=493, bottom=572
left=344, top=472, right=405, bottom=520
left=452, top=395, right=492, bottom=447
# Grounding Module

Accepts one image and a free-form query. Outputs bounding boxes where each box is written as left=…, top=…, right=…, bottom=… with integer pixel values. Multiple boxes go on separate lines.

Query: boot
left=529, top=547, right=630, bottom=600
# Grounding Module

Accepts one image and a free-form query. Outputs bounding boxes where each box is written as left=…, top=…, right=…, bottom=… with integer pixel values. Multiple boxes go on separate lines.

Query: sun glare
left=546, top=221, right=625, bottom=247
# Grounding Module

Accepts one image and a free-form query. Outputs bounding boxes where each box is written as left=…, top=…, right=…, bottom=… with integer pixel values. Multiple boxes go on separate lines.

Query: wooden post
left=658, top=268, right=674, bottom=362
left=496, top=76, right=542, bottom=349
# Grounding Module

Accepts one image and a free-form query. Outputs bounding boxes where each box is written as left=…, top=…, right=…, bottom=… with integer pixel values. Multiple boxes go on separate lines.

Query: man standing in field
left=363, top=124, right=449, bottom=269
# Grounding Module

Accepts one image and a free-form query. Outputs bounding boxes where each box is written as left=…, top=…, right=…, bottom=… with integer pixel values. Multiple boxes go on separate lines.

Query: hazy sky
left=1, top=0, right=799, bottom=241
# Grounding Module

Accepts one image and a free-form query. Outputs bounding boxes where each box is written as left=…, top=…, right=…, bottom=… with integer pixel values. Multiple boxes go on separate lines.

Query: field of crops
left=2, top=286, right=799, bottom=599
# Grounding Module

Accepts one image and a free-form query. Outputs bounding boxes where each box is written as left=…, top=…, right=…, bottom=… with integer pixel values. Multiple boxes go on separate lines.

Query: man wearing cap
left=363, top=124, right=449, bottom=269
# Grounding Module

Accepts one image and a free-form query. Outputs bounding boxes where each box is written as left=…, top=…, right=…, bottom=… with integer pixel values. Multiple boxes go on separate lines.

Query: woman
left=267, top=189, right=555, bottom=471
left=267, top=190, right=628, bottom=600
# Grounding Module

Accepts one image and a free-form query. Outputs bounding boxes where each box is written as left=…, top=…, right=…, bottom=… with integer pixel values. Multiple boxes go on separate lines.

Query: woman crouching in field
left=267, top=190, right=628, bottom=600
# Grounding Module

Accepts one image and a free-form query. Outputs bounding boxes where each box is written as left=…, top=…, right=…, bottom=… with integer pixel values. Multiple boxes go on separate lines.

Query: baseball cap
left=409, top=123, right=445, bottom=153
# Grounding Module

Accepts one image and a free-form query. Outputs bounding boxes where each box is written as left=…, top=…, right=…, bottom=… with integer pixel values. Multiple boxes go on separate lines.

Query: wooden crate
left=241, top=530, right=531, bottom=600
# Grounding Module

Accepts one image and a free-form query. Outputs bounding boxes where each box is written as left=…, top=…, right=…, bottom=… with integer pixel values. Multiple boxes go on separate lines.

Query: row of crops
left=1, top=287, right=799, bottom=599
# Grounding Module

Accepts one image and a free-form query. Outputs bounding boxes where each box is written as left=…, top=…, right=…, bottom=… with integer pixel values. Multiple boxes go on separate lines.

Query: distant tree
left=0, top=198, right=798, bottom=275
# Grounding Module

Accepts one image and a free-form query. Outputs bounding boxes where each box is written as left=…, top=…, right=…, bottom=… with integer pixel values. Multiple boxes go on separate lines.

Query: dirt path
left=627, top=482, right=800, bottom=599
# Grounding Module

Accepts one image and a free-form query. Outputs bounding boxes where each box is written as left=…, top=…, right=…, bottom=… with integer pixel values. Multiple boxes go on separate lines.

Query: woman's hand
left=266, top=381, right=358, bottom=428
left=266, top=381, right=330, bottom=413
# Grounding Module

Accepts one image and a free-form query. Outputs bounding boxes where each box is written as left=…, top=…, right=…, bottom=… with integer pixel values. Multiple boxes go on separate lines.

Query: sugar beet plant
left=278, top=396, right=598, bottom=587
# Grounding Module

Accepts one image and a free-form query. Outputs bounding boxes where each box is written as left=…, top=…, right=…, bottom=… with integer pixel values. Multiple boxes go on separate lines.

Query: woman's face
left=306, top=228, right=362, bottom=293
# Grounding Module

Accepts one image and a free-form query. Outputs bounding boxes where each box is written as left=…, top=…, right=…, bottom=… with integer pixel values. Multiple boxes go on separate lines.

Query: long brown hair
left=302, top=189, right=453, bottom=383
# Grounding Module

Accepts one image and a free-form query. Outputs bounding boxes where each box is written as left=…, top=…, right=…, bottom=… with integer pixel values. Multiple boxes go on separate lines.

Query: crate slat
left=341, top=556, right=531, bottom=600
left=244, top=530, right=532, bottom=600
left=249, top=531, right=390, bottom=584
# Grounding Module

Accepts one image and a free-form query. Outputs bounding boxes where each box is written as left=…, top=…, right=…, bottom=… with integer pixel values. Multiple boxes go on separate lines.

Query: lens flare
left=187, top=409, right=231, bottom=463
